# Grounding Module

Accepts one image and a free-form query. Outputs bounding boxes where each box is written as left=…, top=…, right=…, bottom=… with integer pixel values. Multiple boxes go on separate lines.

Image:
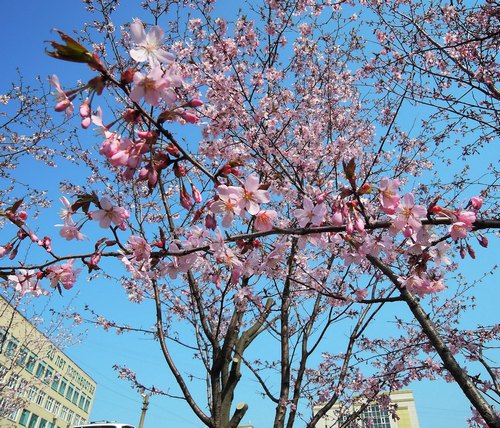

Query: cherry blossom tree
left=1, top=1, right=499, bottom=427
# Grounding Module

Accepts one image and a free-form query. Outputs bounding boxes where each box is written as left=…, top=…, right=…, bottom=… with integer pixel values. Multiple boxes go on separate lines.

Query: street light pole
left=138, top=393, right=151, bottom=428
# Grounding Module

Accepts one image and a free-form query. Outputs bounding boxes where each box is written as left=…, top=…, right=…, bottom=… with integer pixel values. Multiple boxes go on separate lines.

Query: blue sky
left=1, top=1, right=498, bottom=428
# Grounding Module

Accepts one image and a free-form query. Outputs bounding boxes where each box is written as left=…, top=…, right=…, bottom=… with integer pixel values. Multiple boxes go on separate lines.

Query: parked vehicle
left=74, top=422, right=135, bottom=428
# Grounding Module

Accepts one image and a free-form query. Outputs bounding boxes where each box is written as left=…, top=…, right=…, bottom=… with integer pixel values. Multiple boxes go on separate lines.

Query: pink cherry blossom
left=129, top=19, right=175, bottom=66
left=211, top=185, right=243, bottom=227
left=108, top=137, right=149, bottom=170
left=470, top=196, right=483, bottom=211
left=98, top=133, right=120, bottom=160
left=456, top=210, right=476, bottom=226
left=47, top=260, right=81, bottom=290
left=355, top=287, right=368, bottom=301
left=130, top=67, right=171, bottom=107
left=59, top=196, right=74, bottom=223
left=238, top=174, right=270, bottom=215
left=92, top=106, right=108, bottom=135
left=402, top=274, right=445, bottom=297
left=449, top=221, right=471, bottom=241
left=58, top=223, right=86, bottom=241
left=293, top=198, right=326, bottom=227
left=126, top=236, right=151, bottom=262
left=210, top=231, right=244, bottom=277
left=186, top=225, right=209, bottom=247
left=379, top=177, right=400, bottom=214
left=428, top=241, right=451, bottom=266
left=90, top=198, right=130, bottom=229
left=254, top=209, right=277, bottom=231
left=162, top=242, right=197, bottom=279
left=391, top=193, right=427, bottom=236
left=8, top=269, right=46, bottom=296
left=48, top=74, right=74, bottom=116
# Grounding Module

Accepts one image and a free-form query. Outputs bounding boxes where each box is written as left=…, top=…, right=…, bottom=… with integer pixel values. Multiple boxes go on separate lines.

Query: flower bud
left=17, top=211, right=28, bottom=222
left=38, top=236, right=52, bottom=252
left=358, top=183, right=372, bottom=195
left=205, top=214, right=217, bottom=230
left=191, top=184, right=202, bottom=204
left=173, top=163, right=186, bottom=177
left=157, top=110, right=176, bottom=123
left=79, top=99, right=90, bottom=118
left=180, top=187, right=193, bottom=210
left=353, top=212, right=364, bottom=232
left=477, top=234, right=488, bottom=248
left=81, top=116, right=92, bottom=129
left=0, top=243, right=12, bottom=258
left=193, top=208, right=203, bottom=222
left=470, top=196, right=483, bottom=211
left=187, top=99, right=204, bottom=107
left=180, top=112, right=199, bottom=124
left=122, top=109, right=141, bottom=124
left=459, top=245, right=466, bottom=259
left=9, top=246, right=18, bottom=260
left=165, top=143, right=180, bottom=157
left=121, top=67, right=135, bottom=84
left=55, top=98, right=73, bottom=112
left=467, top=244, right=476, bottom=259
left=346, top=216, right=354, bottom=234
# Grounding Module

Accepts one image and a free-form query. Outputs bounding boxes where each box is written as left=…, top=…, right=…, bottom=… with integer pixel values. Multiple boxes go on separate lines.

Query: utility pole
left=138, top=393, right=151, bottom=428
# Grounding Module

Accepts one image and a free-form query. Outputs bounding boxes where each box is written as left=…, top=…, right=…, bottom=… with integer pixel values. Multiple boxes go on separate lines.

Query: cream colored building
left=0, top=295, right=96, bottom=428
left=313, top=390, right=420, bottom=428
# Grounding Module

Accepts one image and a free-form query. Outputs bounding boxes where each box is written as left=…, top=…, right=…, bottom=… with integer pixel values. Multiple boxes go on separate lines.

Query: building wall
left=390, top=391, right=419, bottom=428
left=0, top=296, right=96, bottom=428
left=313, top=390, right=420, bottom=428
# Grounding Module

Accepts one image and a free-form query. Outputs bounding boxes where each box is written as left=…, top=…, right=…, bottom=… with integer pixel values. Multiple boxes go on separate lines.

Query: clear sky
left=1, top=1, right=498, bottom=428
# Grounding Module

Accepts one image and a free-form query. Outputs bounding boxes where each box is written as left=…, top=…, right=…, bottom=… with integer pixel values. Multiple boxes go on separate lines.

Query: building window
left=58, top=378, right=67, bottom=396
left=27, top=413, right=39, bottom=428
left=44, top=396, right=54, bottom=412
left=51, top=373, right=60, bottom=391
left=0, top=362, right=7, bottom=379
left=35, top=362, right=46, bottom=379
left=44, top=366, right=54, bottom=384
left=9, top=408, right=20, bottom=421
left=16, top=378, right=28, bottom=396
left=340, top=404, right=391, bottom=428
left=362, top=404, right=391, bottom=428
left=72, top=388, right=80, bottom=405
left=27, top=386, right=38, bottom=402
left=83, top=397, right=90, bottom=412
left=67, top=410, right=74, bottom=424
left=7, top=373, right=19, bottom=388
left=53, top=401, right=61, bottom=416
left=36, top=390, right=46, bottom=406
left=17, top=346, right=28, bottom=366
left=60, top=406, right=68, bottom=420
left=65, top=384, right=74, bottom=401
left=78, top=394, right=86, bottom=409
left=0, top=328, right=6, bottom=349
left=26, top=353, right=37, bottom=373
left=5, top=338, right=18, bottom=358
left=39, top=418, right=48, bottom=428
left=19, top=409, right=30, bottom=426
